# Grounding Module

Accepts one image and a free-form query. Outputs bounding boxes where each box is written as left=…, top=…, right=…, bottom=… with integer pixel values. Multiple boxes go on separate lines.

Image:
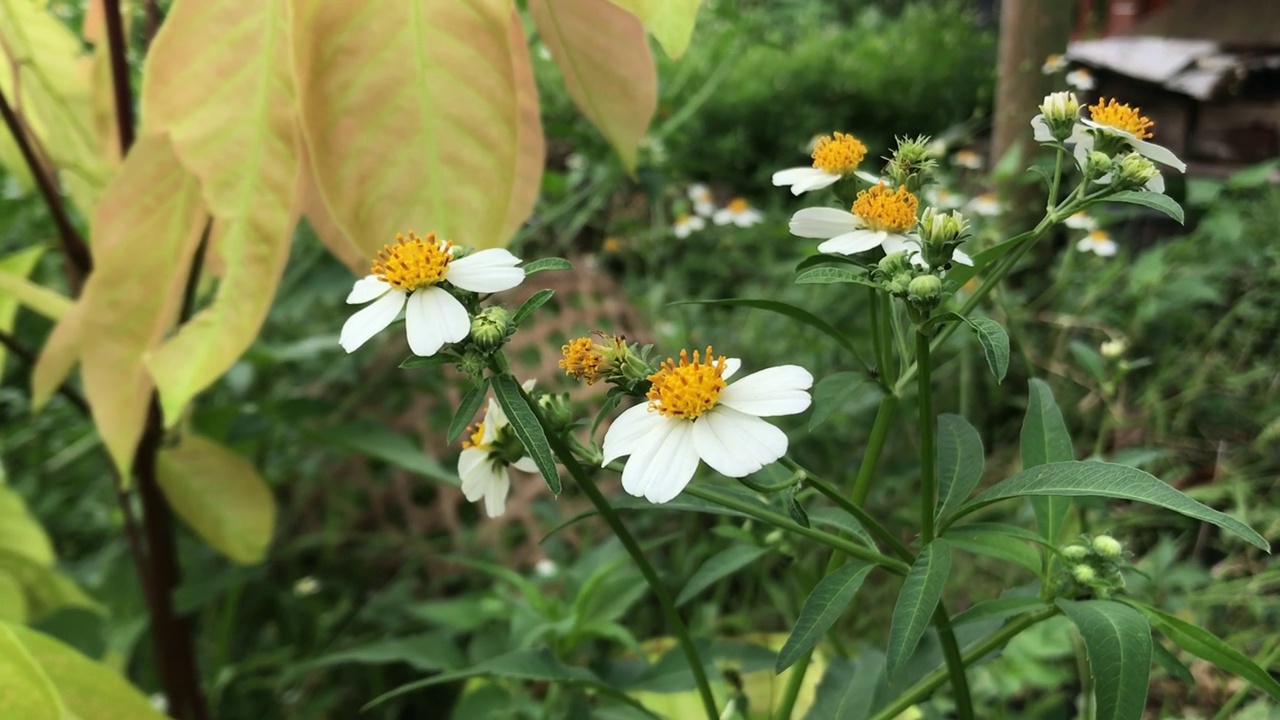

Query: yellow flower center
left=560, top=337, right=604, bottom=385
left=852, top=184, right=919, bottom=233
left=1086, top=229, right=1110, bottom=244
left=463, top=421, right=487, bottom=449
left=1088, top=98, right=1154, bottom=139
left=646, top=347, right=727, bottom=419
left=811, top=132, right=867, bottom=174
left=727, top=198, right=750, bottom=212
left=372, top=231, right=453, bottom=291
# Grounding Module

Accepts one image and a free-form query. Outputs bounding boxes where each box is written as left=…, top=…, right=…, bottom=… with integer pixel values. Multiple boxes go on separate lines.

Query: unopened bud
left=1039, top=92, right=1080, bottom=141
left=1085, top=151, right=1112, bottom=178
left=888, top=135, right=938, bottom=191
left=908, top=274, right=943, bottom=302
left=878, top=251, right=911, bottom=276
left=1100, top=338, right=1126, bottom=358
left=1117, top=153, right=1159, bottom=189
left=918, top=208, right=967, bottom=247
left=536, top=391, right=573, bottom=432
left=1062, top=544, right=1089, bottom=561
left=1091, top=535, right=1124, bottom=559
left=469, top=306, right=512, bottom=351
left=1072, top=564, right=1097, bottom=583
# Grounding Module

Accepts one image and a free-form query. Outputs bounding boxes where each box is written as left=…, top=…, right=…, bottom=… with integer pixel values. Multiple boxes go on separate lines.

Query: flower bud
left=1100, top=338, right=1126, bottom=358
left=1085, top=151, right=1112, bottom=179
left=1062, top=544, right=1089, bottom=561
left=1116, top=152, right=1159, bottom=189
left=886, top=272, right=913, bottom=297
left=918, top=208, right=968, bottom=253
left=878, top=251, right=911, bottom=276
left=1091, top=535, right=1123, bottom=559
left=887, top=135, right=938, bottom=191
left=469, top=306, right=512, bottom=351
left=908, top=274, right=943, bottom=302
left=1037, top=92, right=1080, bottom=141
left=1071, top=564, right=1097, bottom=583
left=536, top=391, right=573, bottom=432
left=456, top=349, right=487, bottom=379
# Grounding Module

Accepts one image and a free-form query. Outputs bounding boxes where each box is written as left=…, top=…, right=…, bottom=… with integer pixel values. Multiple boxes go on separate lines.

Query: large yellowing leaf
left=0, top=247, right=46, bottom=372
left=529, top=0, right=654, bottom=173
left=141, top=0, right=300, bottom=425
left=605, top=0, right=701, bottom=58
left=30, top=303, right=82, bottom=412
left=10, top=623, right=168, bottom=720
left=156, top=434, right=275, bottom=565
left=0, top=623, right=64, bottom=720
left=292, top=0, right=544, bottom=255
left=77, top=135, right=206, bottom=477
left=502, top=8, right=546, bottom=242
left=299, top=139, right=365, bottom=273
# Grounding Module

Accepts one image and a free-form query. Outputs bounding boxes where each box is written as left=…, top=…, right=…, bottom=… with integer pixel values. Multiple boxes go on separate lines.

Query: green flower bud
left=1085, top=151, right=1112, bottom=178
left=1062, top=544, right=1089, bottom=561
left=1071, top=564, right=1097, bottom=583
left=1091, top=535, right=1123, bottom=559
left=1036, top=92, right=1080, bottom=142
left=450, top=244, right=475, bottom=260
left=469, top=306, right=512, bottom=351
left=878, top=251, right=911, bottom=276
left=536, top=391, right=573, bottom=433
left=886, top=271, right=913, bottom=297
left=1116, top=152, right=1159, bottom=189
left=887, top=135, right=938, bottom=191
left=456, top=350, right=487, bottom=380
left=908, top=274, right=943, bottom=302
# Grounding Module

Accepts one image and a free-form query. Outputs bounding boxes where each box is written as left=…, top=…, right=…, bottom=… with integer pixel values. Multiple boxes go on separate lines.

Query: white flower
left=1071, top=98, right=1186, bottom=175
left=458, top=392, right=538, bottom=518
left=951, top=149, right=984, bottom=170
left=773, top=131, right=868, bottom=195
left=340, top=232, right=523, bottom=357
left=534, top=559, right=558, bottom=577
left=924, top=186, right=966, bottom=209
left=293, top=577, right=321, bottom=597
left=713, top=198, right=765, bottom=227
left=1043, top=54, right=1068, bottom=74
left=966, top=192, right=1002, bottom=217
left=1064, top=211, right=1096, bottom=230
left=1065, top=68, right=1095, bottom=91
left=673, top=213, right=707, bottom=238
left=1100, top=338, right=1126, bottom=358
left=1076, top=229, right=1117, bottom=257
left=565, top=153, right=587, bottom=172
left=790, top=183, right=921, bottom=258
left=602, top=348, right=812, bottom=503
left=687, top=183, right=716, bottom=217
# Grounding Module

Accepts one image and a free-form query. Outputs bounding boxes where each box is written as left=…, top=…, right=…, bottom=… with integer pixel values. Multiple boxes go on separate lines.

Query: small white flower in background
left=924, top=186, right=966, bottom=209
left=458, top=388, right=538, bottom=518
left=565, top=153, right=587, bottom=172
left=790, top=183, right=923, bottom=258
left=713, top=198, right=765, bottom=227
left=641, top=136, right=667, bottom=164
left=536, top=44, right=552, bottom=61
left=1064, top=211, right=1096, bottom=230
left=534, top=559, right=558, bottom=578
left=966, top=192, right=1002, bottom=217
left=1065, top=67, right=1095, bottom=91
left=687, top=183, right=716, bottom=217
left=150, top=694, right=168, bottom=713
left=1100, top=338, right=1127, bottom=358
left=1072, top=98, right=1186, bottom=177
left=1076, top=229, right=1118, bottom=257
left=1042, top=53, right=1068, bottom=74
left=340, top=231, right=524, bottom=357
left=293, top=577, right=321, bottom=597
left=773, top=131, right=868, bottom=195
left=951, top=148, right=984, bottom=170
left=926, top=138, right=949, bottom=158
left=602, top=347, right=813, bottom=503
left=673, top=213, right=707, bottom=238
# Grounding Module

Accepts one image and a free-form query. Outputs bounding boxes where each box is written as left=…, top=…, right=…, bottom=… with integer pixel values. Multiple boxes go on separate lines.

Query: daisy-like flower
left=1073, top=98, right=1186, bottom=175
left=951, top=149, right=984, bottom=170
left=688, top=183, right=716, bottom=217
left=458, top=394, right=538, bottom=518
left=1043, top=53, right=1068, bottom=74
left=1064, top=211, right=1096, bottom=230
left=674, top=213, right=707, bottom=238
left=772, top=131, right=868, bottom=195
left=966, top=192, right=1002, bottom=217
left=925, top=186, right=966, bottom=209
left=340, top=232, right=524, bottom=357
left=602, top=347, right=812, bottom=503
left=1076, top=229, right=1117, bottom=257
left=713, top=198, right=765, bottom=227
left=790, top=183, right=922, bottom=257
left=1066, top=68, right=1095, bottom=91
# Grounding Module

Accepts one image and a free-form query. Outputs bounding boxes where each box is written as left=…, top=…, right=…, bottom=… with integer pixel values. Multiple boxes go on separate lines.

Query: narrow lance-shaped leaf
left=676, top=544, right=768, bottom=606
left=958, top=314, right=1009, bottom=383
left=935, top=413, right=985, bottom=522
left=491, top=374, right=562, bottom=494
left=1056, top=599, right=1151, bottom=720
left=1022, top=378, right=1074, bottom=546
left=512, top=289, right=555, bottom=327
left=776, top=561, right=873, bottom=672
left=605, top=0, right=702, bottom=58
left=886, top=539, right=952, bottom=678
left=447, top=380, right=489, bottom=444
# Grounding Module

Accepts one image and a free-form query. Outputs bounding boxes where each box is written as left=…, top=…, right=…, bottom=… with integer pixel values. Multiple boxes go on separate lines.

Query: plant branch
left=917, top=330, right=936, bottom=543
left=102, top=0, right=135, bottom=153
left=850, top=394, right=899, bottom=505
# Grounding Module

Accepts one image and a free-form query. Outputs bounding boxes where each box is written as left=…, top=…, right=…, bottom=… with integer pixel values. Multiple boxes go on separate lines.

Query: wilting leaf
left=0, top=624, right=63, bottom=720
left=530, top=0, right=656, bottom=172
left=293, top=0, right=544, bottom=255
left=141, top=0, right=301, bottom=425
left=606, top=0, right=702, bottom=58
left=157, top=434, right=276, bottom=565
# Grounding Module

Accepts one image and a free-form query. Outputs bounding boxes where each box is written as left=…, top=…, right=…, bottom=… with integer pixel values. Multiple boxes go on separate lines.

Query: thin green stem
left=773, top=646, right=813, bottom=720
left=934, top=606, right=974, bottom=720
left=868, top=288, right=889, bottom=390
left=850, top=395, right=900, bottom=505
left=917, top=330, right=936, bottom=543
left=1047, top=147, right=1066, bottom=211
left=803, top=471, right=911, bottom=561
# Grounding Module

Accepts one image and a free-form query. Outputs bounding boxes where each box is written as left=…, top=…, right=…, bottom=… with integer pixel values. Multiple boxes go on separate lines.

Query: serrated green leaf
left=794, top=253, right=865, bottom=273
left=955, top=461, right=1268, bottom=550
left=794, top=267, right=879, bottom=288
left=935, top=414, right=984, bottom=522
left=808, top=372, right=872, bottom=432
left=951, top=596, right=1049, bottom=627
left=807, top=507, right=876, bottom=550
left=670, top=298, right=865, bottom=368
left=1104, top=191, right=1184, bottom=224
left=786, top=488, right=810, bottom=528
left=676, top=544, right=768, bottom=606
left=886, top=539, right=952, bottom=678
left=512, top=289, right=555, bottom=326
left=776, top=562, right=873, bottom=672
left=1022, top=379, right=1074, bottom=546
left=1056, top=599, right=1151, bottom=720
left=960, top=314, right=1009, bottom=382
left=491, top=374, right=562, bottom=495
left=447, top=379, right=489, bottom=444
left=522, top=257, right=574, bottom=275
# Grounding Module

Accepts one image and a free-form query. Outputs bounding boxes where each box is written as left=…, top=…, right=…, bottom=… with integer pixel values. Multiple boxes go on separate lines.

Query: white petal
left=788, top=172, right=841, bottom=195
left=512, top=457, right=538, bottom=473
left=950, top=248, right=974, bottom=266
left=854, top=171, right=882, bottom=185
left=447, top=249, right=525, bottom=293
left=689, top=215, right=707, bottom=231
left=1076, top=238, right=1095, bottom=253
left=483, top=397, right=506, bottom=441
left=483, top=471, right=510, bottom=517
left=1030, top=116, right=1054, bottom=143
left=712, top=208, right=734, bottom=226
left=818, top=229, right=885, bottom=255
left=719, top=365, right=813, bottom=417
left=673, top=223, right=692, bottom=239
left=789, top=207, right=859, bottom=239
left=1094, top=239, right=1118, bottom=257
left=601, top=402, right=663, bottom=465
left=458, top=448, right=490, bottom=488
left=692, top=408, right=788, bottom=478
left=620, top=419, right=700, bottom=504
left=1146, top=172, right=1166, bottom=194
left=405, top=286, right=470, bottom=356
left=880, top=234, right=921, bottom=257
left=339, top=290, right=406, bottom=353
left=734, top=209, right=765, bottom=227
left=772, top=167, right=826, bottom=187
left=347, top=275, right=390, bottom=304
left=722, top=357, right=742, bottom=380
left=693, top=201, right=716, bottom=218
left=1132, top=139, right=1186, bottom=172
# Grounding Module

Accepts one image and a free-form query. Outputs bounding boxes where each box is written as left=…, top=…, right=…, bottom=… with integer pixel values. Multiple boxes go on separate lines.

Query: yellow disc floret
left=372, top=231, right=453, bottom=291
left=462, top=422, right=487, bottom=449
left=646, top=346, right=728, bottom=419
left=726, top=198, right=750, bottom=213
left=560, top=337, right=604, bottom=385
left=852, top=184, right=919, bottom=233
left=811, top=132, right=868, bottom=174
left=1088, top=98, right=1154, bottom=139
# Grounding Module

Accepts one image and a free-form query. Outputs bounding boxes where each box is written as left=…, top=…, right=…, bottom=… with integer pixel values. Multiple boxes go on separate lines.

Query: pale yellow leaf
left=0, top=247, right=45, bottom=372
left=502, top=8, right=546, bottom=242
left=10, top=623, right=168, bottom=720
left=0, top=486, right=55, bottom=567
left=141, top=0, right=300, bottom=425
left=82, top=0, right=124, bottom=167
left=299, top=138, right=365, bottom=274
left=530, top=0, right=655, bottom=172
left=292, top=0, right=543, bottom=254
left=30, top=303, right=82, bottom=412
left=605, top=0, right=701, bottom=58
left=0, top=623, right=64, bottom=720
left=0, top=572, right=29, bottom=623
left=156, top=434, right=275, bottom=565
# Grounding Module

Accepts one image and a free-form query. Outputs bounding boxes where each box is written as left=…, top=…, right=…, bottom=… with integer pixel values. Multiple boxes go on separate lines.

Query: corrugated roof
left=1132, top=0, right=1280, bottom=48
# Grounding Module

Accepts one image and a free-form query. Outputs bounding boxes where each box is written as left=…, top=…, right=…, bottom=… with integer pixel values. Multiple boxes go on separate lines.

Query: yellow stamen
left=646, top=346, right=727, bottom=419
left=811, top=132, right=867, bottom=175
left=560, top=337, right=604, bottom=385
left=1088, top=98, right=1154, bottom=139
left=372, top=231, right=453, bottom=291
left=462, top=421, right=487, bottom=449
left=727, top=198, right=750, bottom=213
left=852, top=184, right=919, bottom=233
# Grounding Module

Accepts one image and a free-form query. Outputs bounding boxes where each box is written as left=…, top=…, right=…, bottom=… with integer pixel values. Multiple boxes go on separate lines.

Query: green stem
left=869, top=608, right=1059, bottom=720
left=773, top=647, right=814, bottom=720
left=803, top=471, right=912, bottom=561
left=868, top=288, right=889, bottom=390
left=1047, top=146, right=1066, bottom=211
left=917, top=330, right=936, bottom=544
left=850, top=395, right=900, bottom=506
left=934, top=606, right=974, bottom=720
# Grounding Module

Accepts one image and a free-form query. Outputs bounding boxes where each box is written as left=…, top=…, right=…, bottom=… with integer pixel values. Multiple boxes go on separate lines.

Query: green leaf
left=935, top=414, right=985, bottom=523
left=522, top=257, right=574, bottom=275
left=1104, top=190, right=1184, bottom=225
left=947, top=521, right=1057, bottom=549
left=807, top=507, right=876, bottom=549
left=671, top=298, right=862, bottom=364
left=1152, top=639, right=1195, bottom=685
left=886, top=539, right=952, bottom=678
left=0, top=550, right=101, bottom=621
left=0, top=486, right=55, bottom=567
left=775, top=561, right=873, bottom=672
left=808, top=372, right=872, bottom=432
left=605, top=0, right=702, bottom=59
left=399, top=354, right=453, bottom=369
left=794, top=267, right=879, bottom=288
left=491, top=374, right=562, bottom=495
left=676, top=544, right=768, bottom=606
left=297, top=632, right=465, bottom=673
left=957, top=314, right=1009, bottom=382
left=1125, top=600, right=1280, bottom=702
left=943, top=232, right=1028, bottom=290
left=512, top=289, right=555, bottom=326
left=948, top=532, right=1041, bottom=575
left=447, top=379, right=489, bottom=444
left=309, top=421, right=459, bottom=486
left=1021, top=379, right=1074, bottom=545
left=0, top=624, right=63, bottom=720
left=951, top=596, right=1049, bottom=627
left=957, top=461, right=1269, bottom=550
left=794, top=253, right=865, bottom=273
left=785, top=487, right=810, bottom=528
left=1226, top=159, right=1279, bottom=189
left=804, top=655, right=880, bottom=720
left=1068, top=340, right=1106, bottom=384
left=1056, top=599, right=1151, bottom=720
